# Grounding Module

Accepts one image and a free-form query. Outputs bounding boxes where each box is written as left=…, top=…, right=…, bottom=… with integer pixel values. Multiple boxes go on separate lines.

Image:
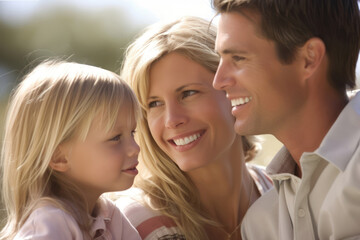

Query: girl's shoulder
left=114, top=188, right=167, bottom=225
left=246, top=163, right=273, bottom=195
left=14, top=205, right=83, bottom=240
left=95, top=197, right=141, bottom=240
left=114, top=188, right=184, bottom=240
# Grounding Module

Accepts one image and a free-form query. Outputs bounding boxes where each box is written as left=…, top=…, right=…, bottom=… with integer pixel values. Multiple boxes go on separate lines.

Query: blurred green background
left=0, top=0, right=220, bottom=229
left=0, top=0, right=148, bottom=225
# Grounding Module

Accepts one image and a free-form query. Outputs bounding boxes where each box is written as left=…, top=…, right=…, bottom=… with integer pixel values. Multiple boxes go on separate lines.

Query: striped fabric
left=116, top=164, right=272, bottom=240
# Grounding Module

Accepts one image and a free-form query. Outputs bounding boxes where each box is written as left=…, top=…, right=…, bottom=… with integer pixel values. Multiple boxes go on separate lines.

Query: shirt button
left=298, top=208, right=306, bottom=218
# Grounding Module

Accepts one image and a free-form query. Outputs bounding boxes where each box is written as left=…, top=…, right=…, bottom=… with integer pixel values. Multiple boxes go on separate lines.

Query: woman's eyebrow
left=175, top=83, right=204, bottom=92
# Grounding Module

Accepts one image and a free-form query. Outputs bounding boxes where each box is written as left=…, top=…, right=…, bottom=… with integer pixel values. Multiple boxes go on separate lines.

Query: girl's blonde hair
left=0, top=60, right=140, bottom=239
left=121, top=16, right=259, bottom=240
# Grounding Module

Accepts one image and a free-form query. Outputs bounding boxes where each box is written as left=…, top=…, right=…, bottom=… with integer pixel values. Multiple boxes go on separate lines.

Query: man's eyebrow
left=217, top=48, right=248, bottom=55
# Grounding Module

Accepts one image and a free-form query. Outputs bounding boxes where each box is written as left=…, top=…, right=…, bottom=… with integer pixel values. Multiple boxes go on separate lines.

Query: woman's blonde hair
left=121, top=16, right=259, bottom=240
left=0, top=60, right=140, bottom=239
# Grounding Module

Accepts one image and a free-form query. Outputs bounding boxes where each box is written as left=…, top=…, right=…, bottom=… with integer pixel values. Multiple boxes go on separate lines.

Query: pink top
left=116, top=164, right=273, bottom=240
left=14, top=197, right=141, bottom=240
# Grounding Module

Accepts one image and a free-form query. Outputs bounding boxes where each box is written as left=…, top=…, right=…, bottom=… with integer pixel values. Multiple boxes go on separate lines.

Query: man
left=212, top=0, right=360, bottom=239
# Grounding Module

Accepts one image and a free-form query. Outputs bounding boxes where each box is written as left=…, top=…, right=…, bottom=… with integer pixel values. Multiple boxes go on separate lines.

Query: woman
left=116, top=16, right=272, bottom=240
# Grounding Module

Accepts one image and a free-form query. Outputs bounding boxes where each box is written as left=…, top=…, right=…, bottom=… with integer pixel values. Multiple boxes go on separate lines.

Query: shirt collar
left=266, top=146, right=296, bottom=176
left=90, top=198, right=112, bottom=238
left=265, top=147, right=297, bottom=191
left=314, top=92, right=360, bottom=171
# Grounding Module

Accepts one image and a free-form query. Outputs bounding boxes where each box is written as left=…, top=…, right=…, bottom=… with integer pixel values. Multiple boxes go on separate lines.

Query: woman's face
left=146, top=52, right=239, bottom=172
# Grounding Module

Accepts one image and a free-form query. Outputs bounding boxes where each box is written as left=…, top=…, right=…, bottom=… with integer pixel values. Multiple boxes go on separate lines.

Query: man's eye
left=148, top=100, right=162, bottom=108
left=182, top=90, right=198, bottom=99
left=232, top=55, right=245, bottom=62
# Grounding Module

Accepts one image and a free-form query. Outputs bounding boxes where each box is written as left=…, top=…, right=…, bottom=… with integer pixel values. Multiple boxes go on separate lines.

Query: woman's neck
left=187, top=141, right=260, bottom=238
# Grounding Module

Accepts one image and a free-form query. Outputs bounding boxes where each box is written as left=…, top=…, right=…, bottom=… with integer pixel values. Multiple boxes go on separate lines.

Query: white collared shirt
left=242, top=92, right=360, bottom=240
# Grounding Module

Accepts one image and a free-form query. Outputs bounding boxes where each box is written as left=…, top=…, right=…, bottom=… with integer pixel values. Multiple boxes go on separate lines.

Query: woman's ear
left=49, top=145, right=70, bottom=172
left=301, top=37, right=326, bottom=79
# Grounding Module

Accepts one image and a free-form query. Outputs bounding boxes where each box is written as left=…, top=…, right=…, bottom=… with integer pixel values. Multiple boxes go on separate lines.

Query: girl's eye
left=182, top=90, right=198, bottom=99
left=109, top=134, right=121, bottom=142
left=148, top=100, right=162, bottom=108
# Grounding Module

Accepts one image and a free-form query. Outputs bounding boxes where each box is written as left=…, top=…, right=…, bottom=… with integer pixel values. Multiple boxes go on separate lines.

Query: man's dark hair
left=212, top=0, right=360, bottom=90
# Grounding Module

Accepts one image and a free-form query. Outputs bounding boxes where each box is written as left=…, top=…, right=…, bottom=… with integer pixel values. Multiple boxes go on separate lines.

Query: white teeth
left=231, top=96, right=252, bottom=107
left=173, top=133, right=201, bottom=146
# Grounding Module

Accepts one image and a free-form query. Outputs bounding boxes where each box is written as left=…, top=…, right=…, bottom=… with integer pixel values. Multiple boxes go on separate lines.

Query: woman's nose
left=164, top=104, right=188, bottom=129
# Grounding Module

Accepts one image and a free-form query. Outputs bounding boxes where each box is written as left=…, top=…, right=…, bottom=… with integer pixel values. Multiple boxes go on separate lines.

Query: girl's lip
left=122, top=162, right=139, bottom=171
left=122, top=168, right=138, bottom=176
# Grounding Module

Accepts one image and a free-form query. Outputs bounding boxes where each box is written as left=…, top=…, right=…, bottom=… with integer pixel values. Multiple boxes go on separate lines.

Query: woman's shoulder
left=114, top=188, right=184, bottom=240
left=14, top=204, right=82, bottom=240
left=246, top=163, right=273, bottom=195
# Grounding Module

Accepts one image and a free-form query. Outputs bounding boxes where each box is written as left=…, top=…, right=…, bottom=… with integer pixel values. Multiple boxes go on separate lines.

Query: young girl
left=0, top=60, right=142, bottom=240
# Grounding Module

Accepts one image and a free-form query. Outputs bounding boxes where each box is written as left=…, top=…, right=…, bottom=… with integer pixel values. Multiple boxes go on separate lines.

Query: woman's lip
left=168, top=130, right=205, bottom=143
left=168, top=130, right=206, bottom=152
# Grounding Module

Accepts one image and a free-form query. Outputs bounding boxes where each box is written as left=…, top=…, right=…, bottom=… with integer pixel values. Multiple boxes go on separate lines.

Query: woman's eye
left=182, top=90, right=198, bottom=99
left=109, top=134, right=121, bottom=142
left=148, top=100, right=162, bottom=108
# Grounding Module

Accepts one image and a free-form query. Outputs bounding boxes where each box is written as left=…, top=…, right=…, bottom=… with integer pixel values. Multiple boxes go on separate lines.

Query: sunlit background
left=0, top=0, right=216, bottom=132
left=0, top=0, right=285, bottom=167
left=0, top=0, right=359, bottom=227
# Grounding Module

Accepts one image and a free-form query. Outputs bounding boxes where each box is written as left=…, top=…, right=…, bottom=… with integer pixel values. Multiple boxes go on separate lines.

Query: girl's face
left=61, top=106, right=139, bottom=201
left=146, top=52, right=239, bottom=172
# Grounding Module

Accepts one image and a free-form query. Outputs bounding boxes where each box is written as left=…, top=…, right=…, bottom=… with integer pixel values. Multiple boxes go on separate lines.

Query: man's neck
left=275, top=90, right=348, bottom=166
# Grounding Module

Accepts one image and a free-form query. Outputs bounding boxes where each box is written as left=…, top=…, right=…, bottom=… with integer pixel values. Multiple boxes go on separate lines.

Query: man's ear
left=49, top=145, right=70, bottom=172
left=301, top=37, right=326, bottom=79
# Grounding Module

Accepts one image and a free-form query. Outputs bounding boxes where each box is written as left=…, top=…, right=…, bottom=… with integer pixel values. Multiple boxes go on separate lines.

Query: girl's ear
left=49, top=145, right=70, bottom=172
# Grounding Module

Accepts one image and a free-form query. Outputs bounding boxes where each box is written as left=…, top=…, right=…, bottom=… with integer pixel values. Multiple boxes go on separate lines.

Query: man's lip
left=230, top=96, right=252, bottom=107
left=228, top=95, right=252, bottom=100
left=226, top=92, right=249, bottom=99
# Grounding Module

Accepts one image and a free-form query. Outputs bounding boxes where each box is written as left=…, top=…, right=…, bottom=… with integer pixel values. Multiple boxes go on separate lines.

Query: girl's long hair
left=0, top=60, right=140, bottom=239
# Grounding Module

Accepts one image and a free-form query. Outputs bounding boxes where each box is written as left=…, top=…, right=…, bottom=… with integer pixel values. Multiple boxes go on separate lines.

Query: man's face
left=214, top=11, right=307, bottom=136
